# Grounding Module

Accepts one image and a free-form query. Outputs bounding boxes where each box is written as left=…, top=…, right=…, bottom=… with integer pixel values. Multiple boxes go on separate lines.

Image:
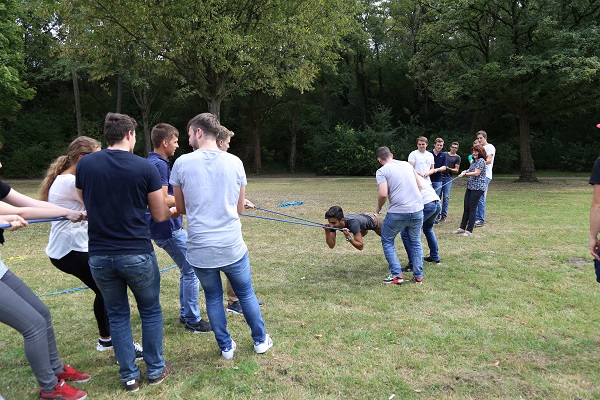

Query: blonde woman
left=39, top=137, right=117, bottom=352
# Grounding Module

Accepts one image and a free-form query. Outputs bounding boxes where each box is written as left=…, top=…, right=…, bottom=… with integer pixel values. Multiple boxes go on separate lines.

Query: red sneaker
left=57, top=364, right=91, bottom=383
left=39, top=380, right=87, bottom=400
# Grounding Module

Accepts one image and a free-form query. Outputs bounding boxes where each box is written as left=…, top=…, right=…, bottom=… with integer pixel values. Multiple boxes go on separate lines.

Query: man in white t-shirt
left=376, top=146, right=424, bottom=285
left=475, top=130, right=495, bottom=227
left=408, top=136, right=434, bottom=182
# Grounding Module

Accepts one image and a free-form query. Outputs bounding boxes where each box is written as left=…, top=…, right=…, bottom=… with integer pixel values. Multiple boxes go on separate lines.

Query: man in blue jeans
left=475, top=130, right=496, bottom=227
left=147, top=123, right=211, bottom=334
left=440, top=141, right=461, bottom=222
left=76, top=112, right=176, bottom=392
left=171, top=113, right=272, bottom=360
left=376, top=146, right=425, bottom=284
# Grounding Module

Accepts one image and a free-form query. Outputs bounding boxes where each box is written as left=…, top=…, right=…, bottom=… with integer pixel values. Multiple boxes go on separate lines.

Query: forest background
left=1, top=0, right=600, bottom=181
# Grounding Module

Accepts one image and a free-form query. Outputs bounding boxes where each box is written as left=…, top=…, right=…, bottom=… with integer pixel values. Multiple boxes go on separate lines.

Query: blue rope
left=36, top=265, right=178, bottom=297
left=241, top=213, right=343, bottom=230
left=0, top=217, right=68, bottom=229
left=440, top=176, right=461, bottom=189
left=278, top=201, right=303, bottom=207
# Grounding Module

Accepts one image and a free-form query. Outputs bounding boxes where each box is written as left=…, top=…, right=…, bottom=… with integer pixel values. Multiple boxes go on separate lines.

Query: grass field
left=0, top=176, right=599, bottom=399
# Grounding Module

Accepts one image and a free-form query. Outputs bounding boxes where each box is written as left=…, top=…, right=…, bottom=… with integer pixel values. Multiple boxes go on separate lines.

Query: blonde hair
left=39, top=136, right=101, bottom=200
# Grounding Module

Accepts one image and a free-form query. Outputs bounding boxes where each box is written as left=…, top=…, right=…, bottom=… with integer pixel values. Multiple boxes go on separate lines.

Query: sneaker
left=133, top=341, right=144, bottom=361
left=462, top=231, right=472, bottom=237
left=383, top=274, right=403, bottom=284
left=440, top=216, right=447, bottom=222
left=179, top=316, right=185, bottom=324
left=39, top=380, right=87, bottom=400
left=148, top=361, right=172, bottom=386
left=254, top=334, right=273, bottom=354
left=96, top=339, right=113, bottom=352
left=403, top=264, right=413, bottom=273
left=184, top=319, right=212, bottom=333
left=57, top=365, right=91, bottom=383
left=226, top=301, right=243, bottom=315
left=122, top=379, right=139, bottom=393
left=451, top=228, right=465, bottom=234
left=413, top=277, right=423, bottom=285
left=221, top=340, right=237, bottom=360
left=474, top=220, right=484, bottom=227
left=424, top=256, right=441, bottom=265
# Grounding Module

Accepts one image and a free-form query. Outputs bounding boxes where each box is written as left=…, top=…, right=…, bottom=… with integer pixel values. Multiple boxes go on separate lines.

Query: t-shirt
left=589, top=157, right=600, bottom=185
left=45, top=174, right=88, bottom=259
left=443, top=153, right=462, bottom=178
left=467, top=158, right=487, bottom=191
left=484, top=143, right=496, bottom=180
left=170, top=149, right=247, bottom=269
left=344, top=214, right=377, bottom=235
left=408, top=150, right=434, bottom=182
left=429, top=150, right=447, bottom=183
left=0, top=181, right=12, bottom=279
left=419, top=176, right=440, bottom=204
left=75, top=149, right=163, bottom=256
left=146, top=152, right=183, bottom=240
left=376, top=159, right=423, bottom=214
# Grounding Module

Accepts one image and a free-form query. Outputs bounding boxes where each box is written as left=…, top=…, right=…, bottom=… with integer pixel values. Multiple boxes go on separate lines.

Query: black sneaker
left=96, top=339, right=113, bottom=352
left=423, top=256, right=441, bottom=265
left=123, top=378, right=139, bottom=392
left=184, top=319, right=212, bottom=333
left=179, top=316, right=185, bottom=324
left=403, top=264, right=413, bottom=273
left=148, top=362, right=172, bottom=386
left=226, top=301, right=243, bottom=315
left=133, top=341, right=143, bottom=360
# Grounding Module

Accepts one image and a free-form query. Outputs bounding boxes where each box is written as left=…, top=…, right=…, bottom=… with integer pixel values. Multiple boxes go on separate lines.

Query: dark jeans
left=460, top=189, right=485, bottom=232
left=50, top=251, right=110, bottom=337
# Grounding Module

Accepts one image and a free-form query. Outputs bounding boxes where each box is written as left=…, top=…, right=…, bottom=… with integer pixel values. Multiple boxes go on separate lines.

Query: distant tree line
left=1, top=0, right=599, bottom=180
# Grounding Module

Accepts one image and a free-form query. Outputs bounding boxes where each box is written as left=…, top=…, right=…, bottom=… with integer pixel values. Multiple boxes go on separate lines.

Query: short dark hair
left=325, top=206, right=344, bottom=220
left=187, top=113, right=221, bottom=138
left=472, top=144, right=487, bottom=160
left=376, top=146, right=392, bottom=159
left=104, top=112, right=137, bottom=146
left=151, top=123, right=179, bottom=149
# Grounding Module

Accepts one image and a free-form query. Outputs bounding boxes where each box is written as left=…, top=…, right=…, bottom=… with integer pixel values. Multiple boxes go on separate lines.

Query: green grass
left=1, top=177, right=599, bottom=399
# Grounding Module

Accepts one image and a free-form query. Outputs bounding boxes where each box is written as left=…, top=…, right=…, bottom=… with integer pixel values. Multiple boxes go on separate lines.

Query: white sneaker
left=254, top=334, right=273, bottom=354
left=462, top=231, right=472, bottom=237
left=451, top=228, right=465, bottom=234
left=221, top=340, right=236, bottom=359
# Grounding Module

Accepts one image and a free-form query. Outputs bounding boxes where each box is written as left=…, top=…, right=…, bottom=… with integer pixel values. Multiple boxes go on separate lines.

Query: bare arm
left=324, top=226, right=337, bottom=249
left=237, top=186, right=246, bottom=214
left=449, top=163, right=460, bottom=174
left=347, top=230, right=364, bottom=251
left=590, top=184, right=600, bottom=259
left=162, top=186, right=176, bottom=207
left=377, top=182, right=388, bottom=213
left=148, top=189, right=177, bottom=222
left=173, top=186, right=186, bottom=215
left=486, top=153, right=494, bottom=165
left=0, top=200, right=84, bottom=221
left=4, top=188, right=66, bottom=210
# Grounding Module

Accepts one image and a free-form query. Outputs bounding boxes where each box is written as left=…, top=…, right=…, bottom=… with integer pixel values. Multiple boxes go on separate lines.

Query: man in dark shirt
left=589, top=121, right=600, bottom=282
left=323, top=206, right=381, bottom=251
left=440, top=141, right=462, bottom=222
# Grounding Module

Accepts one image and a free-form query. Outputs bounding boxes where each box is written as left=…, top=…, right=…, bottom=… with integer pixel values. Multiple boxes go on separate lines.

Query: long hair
left=39, top=136, right=101, bottom=200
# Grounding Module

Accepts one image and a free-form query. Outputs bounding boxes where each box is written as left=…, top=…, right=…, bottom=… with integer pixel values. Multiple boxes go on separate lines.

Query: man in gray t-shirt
left=324, top=206, right=381, bottom=251
left=376, top=146, right=425, bottom=285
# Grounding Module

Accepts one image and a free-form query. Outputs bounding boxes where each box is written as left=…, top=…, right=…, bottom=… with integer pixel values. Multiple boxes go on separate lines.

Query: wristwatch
left=346, top=236, right=352, bottom=242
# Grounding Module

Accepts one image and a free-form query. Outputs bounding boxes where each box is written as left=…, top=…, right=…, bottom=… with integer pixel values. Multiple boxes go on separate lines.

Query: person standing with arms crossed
left=439, top=141, right=461, bottom=222
left=171, top=113, right=272, bottom=359
left=147, top=123, right=211, bottom=333
left=76, top=112, right=176, bottom=392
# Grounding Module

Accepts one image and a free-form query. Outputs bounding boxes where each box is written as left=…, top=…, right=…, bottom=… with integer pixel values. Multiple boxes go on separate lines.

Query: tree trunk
left=208, top=98, right=221, bottom=120
left=289, top=101, right=298, bottom=173
left=247, top=90, right=262, bottom=173
left=141, top=84, right=152, bottom=155
left=72, top=70, right=82, bottom=136
left=517, top=112, right=538, bottom=182
left=116, top=73, right=123, bottom=113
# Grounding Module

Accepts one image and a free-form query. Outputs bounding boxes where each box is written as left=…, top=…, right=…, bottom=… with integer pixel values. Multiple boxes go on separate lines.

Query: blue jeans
left=154, top=229, right=201, bottom=324
left=192, top=253, right=265, bottom=352
left=401, top=201, right=441, bottom=263
left=440, top=176, right=453, bottom=218
left=381, top=211, right=424, bottom=278
left=475, top=177, right=491, bottom=222
left=431, top=181, right=443, bottom=198
left=89, top=253, right=165, bottom=382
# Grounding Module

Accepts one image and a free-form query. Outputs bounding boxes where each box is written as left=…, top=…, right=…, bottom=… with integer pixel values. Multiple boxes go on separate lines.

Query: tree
left=0, top=0, right=35, bottom=135
left=410, top=0, right=600, bottom=181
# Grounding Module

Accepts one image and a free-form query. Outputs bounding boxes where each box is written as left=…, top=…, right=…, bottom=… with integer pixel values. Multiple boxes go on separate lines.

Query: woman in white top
left=38, top=136, right=112, bottom=351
